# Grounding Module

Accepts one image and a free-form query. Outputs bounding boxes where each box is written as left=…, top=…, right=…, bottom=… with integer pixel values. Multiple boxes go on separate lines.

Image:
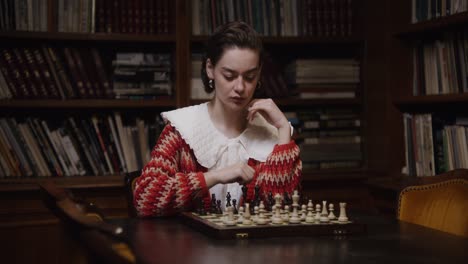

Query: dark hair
left=201, top=21, right=263, bottom=93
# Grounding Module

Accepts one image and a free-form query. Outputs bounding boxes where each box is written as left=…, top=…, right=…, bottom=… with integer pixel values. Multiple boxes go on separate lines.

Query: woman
left=134, top=21, right=301, bottom=217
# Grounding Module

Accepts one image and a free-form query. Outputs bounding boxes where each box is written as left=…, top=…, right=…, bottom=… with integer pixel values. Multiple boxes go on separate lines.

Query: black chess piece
left=253, top=185, right=260, bottom=206
left=232, top=199, right=238, bottom=214
left=267, top=191, right=274, bottom=211
left=216, top=200, right=222, bottom=214
left=199, top=199, right=206, bottom=216
left=242, top=185, right=248, bottom=205
left=210, top=193, right=217, bottom=214
left=226, top=192, right=232, bottom=207
left=283, top=191, right=292, bottom=206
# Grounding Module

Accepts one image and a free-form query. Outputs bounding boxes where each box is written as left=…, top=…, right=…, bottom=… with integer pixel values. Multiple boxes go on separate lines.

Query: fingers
left=247, top=99, right=276, bottom=122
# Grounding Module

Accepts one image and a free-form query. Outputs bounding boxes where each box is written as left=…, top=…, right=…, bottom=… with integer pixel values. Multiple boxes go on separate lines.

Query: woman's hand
left=204, top=162, right=255, bottom=188
left=247, top=98, right=291, bottom=144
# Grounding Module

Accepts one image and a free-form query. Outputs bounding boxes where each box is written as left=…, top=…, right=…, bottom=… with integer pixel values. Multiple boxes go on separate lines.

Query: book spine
left=32, top=48, right=61, bottom=99
left=63, top=47, right=87, bottom=98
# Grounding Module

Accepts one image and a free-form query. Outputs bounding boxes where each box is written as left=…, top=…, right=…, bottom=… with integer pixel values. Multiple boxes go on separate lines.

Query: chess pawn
left=224, top=206, right=236, bottom=226
left=232, top=199, right=238, bottom=214
left=283, top=205, right=290, bottom=222
left=253, top=205, right=259, bottom=223
left=328, top=203, right=336, bottom=220
left=237, top=206, right=244, bottom=224
left=338, top=202, right=349, bottom=223
left=300, top=204, right=307, bottom=221
left=305, top=202, right=315, bottom=223
left=242, top=203, right=253, bottom=225
left=320, top=200, right=330, bottom=223
left=256, top=201, right=268, bottom=225
left=315, top=204, right=321, bottom=222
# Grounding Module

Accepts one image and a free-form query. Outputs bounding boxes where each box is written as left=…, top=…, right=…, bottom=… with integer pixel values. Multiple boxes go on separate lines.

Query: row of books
left=412, top=0, right=467, bottom=23
left=191, top=0, right=354, bottom=37
left=113, top=53, right=173, bottom=99
left=285, top=59, right=360, bottom=99
left=286, top=108, right=362, bottom=170
left=0, top=47, right=174, bottom=100
left=0, top=0, right=173, bottom=34
left=0, top=114, right=165, bottom=178
left=0, top=46, right=111, bottom=99
left=403, top=113, right=468, bottom=177
left=413, top=30, right=468, bottom=95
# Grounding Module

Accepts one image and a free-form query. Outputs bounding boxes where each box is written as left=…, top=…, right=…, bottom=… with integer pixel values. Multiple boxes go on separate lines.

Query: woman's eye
left=245, top=75, right=256, bottom=82
left=224, top=75, right=235, bottom=81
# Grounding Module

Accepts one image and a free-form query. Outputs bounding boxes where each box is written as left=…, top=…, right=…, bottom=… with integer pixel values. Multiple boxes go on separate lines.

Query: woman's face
left=206, top=47, right=261, bottom=112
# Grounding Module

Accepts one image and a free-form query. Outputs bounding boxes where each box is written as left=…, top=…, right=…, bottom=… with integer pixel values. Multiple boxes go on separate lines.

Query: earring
left=209, top=79, right=214, bottom=89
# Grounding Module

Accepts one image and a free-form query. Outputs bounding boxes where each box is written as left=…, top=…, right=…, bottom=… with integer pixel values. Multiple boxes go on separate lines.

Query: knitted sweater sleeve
left=133, top=124, right=209, bottom=217
left=253, top=140, right=302, bottom=197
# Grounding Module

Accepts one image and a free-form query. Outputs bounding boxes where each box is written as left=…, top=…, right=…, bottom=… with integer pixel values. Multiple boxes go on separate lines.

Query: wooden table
left=109, top=213, right=467, bottom=264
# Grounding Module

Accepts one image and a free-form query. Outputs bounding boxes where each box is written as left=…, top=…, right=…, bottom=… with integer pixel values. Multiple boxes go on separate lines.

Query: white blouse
left=161, top=103, right=280, bottom=210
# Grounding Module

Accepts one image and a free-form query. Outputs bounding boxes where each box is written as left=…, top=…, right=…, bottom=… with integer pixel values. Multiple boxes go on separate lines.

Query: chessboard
left=180, top=190, right=366, bottom=239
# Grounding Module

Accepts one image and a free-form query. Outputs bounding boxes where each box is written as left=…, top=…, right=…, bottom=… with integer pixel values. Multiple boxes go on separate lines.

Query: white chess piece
left=315, top=204, right=321, bottom=222
left=305, top=200, right=314, bottom=223
left=242, top=203, right=252, bottom=225
left=237, top=206, right=244, bottom=224
left=320, top=200, right=329, bottom=223
left=300, top=204, right=307, bottom=221
left=253, top=205, right=259, bottom=223
left=272, top=193, right=283, bottom=224
left=338, top=202, right=348, bottom=223
left=328, top=203, right=336, bottom=220
left=257, top=201, right=268, bottom=225
left=283, top=205, right=290, bottom=222
left=224, top=206, right=236, bottom=226
left=289, top=190, right=301, bottom=224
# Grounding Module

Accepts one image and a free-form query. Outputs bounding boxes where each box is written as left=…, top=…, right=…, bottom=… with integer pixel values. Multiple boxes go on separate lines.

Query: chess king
left=133, top=21, right=302, bottom=216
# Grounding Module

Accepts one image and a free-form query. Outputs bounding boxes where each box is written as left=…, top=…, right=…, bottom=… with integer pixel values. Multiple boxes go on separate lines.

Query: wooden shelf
left=0, top=31, right=176, bottom=43
left=395, top=11, right=468, bottom=38
left=393, top=93, right=468, bottom=112
left=0, top=99, right=177, bottom=109
left=191, top=35, right=362, bottom=45
left=0, top=175, right=125, bottom=192
left=189, top=98, right=361, bottom=107
left=302, top=168, right=368, bottom=182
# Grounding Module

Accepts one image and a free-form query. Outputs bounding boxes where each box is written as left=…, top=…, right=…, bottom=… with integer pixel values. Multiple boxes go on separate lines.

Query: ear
left=206, top=58, right=215, bottom=79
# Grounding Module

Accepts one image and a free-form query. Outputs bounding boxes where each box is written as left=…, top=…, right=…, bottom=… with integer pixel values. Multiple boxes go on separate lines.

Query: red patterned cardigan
left=134, top=124, right=302, bottom=217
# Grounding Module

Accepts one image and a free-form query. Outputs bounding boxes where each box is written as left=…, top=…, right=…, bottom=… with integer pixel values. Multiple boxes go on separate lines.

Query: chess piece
left=256, top=201, right=268, bottom=225
left=283, top=205, right=290, bottom=222
left=242, top=185, right=248, bottom=204
left=199, top=199, right=206, bottom=216
left=224, top=206, right=236, bottom=226
left=300, top=204, right=307, bottom=221
left=253, top=205, right=259, bottom=223
left=267, top=192, right=274, bottom=211
left=289, top=190, right=301, bottom=224
left=232, top=199, right=238, bottom=214
left=242, top=203, right=252, bottom=225
left=338, top=202, right=348, bottom=222
left=254, top=185, right=261, bottom=207
left=328, top=203, right=336, bottom=220
left=272, top=193, right=283, bottom=224
left=283, top=191, right=292, bottom=206
left=210, top=194, right=217, bottom=214
left=320, top=200, right=330, bottom=223
left=216, top=200, right=222, bottom=214
left=305, top=201, right=314, bottom=223
left=315, top=204, right=321, bottom=222
left=226, top=192, right=231, bottom=207
left=237, top=206, right=245, bottom=224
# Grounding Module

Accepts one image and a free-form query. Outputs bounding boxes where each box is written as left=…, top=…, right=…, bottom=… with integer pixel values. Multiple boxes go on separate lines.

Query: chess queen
left=134, top=21, right=302, bottom=216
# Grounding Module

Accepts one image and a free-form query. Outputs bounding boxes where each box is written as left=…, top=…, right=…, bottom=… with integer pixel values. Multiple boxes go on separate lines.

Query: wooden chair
left=124, top=171, right=141, bottom=217
left=397, top=169, right=468, bottom=237
left=39, top=181, right=136, bottom=264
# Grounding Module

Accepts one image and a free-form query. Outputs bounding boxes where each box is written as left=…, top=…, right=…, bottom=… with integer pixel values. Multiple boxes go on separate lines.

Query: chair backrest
left=39, top=181, right=136, bottom=264
left=125, top=171, right=141, bottom=217
left=397, top=169, right=468, bottom=237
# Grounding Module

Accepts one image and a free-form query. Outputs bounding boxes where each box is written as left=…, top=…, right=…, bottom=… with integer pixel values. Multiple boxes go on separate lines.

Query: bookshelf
left=366, top=0, right=468, bottom=215
left=0, top=0, right=376, bottom=226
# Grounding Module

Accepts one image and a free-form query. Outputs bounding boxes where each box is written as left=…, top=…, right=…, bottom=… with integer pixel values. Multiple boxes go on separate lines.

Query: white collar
left=161, top=103, right=279, bottom=168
